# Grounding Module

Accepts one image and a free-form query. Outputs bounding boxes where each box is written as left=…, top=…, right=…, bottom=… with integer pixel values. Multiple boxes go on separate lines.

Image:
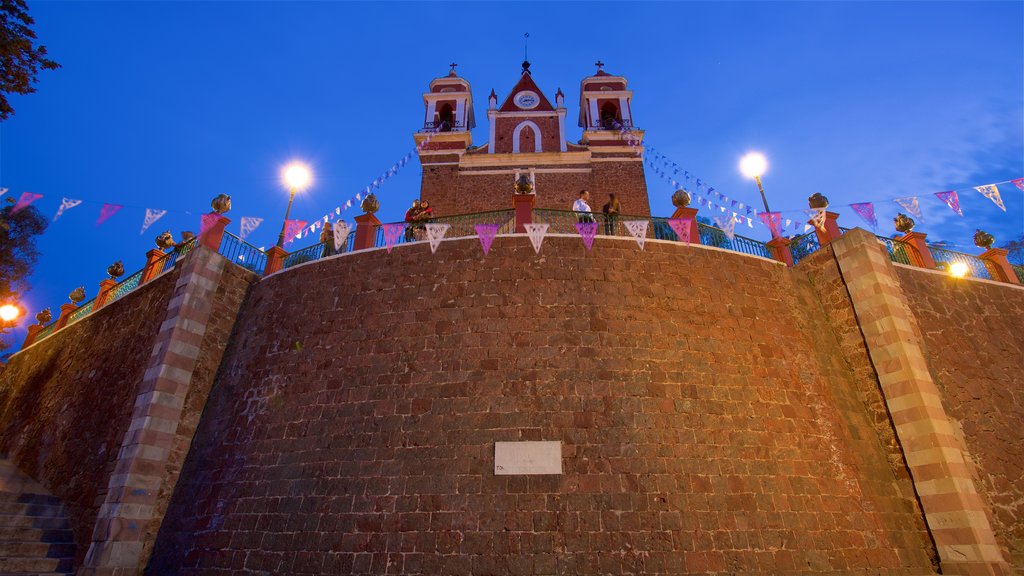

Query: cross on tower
left=595, top=60, right=605, bottom=71
left=449, top=62, right=458, bottom=73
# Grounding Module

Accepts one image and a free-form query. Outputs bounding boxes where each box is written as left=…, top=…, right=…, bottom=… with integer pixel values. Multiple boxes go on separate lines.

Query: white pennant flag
left=806, top=207, right=827, bottom=231
left=332, top=221, right=350, bottom=252
left=623, top=220, right=649, bottom=250
left=523, top=223, right=549, bottom=254
left=53, top=197, right=83, bottom=222
left=974, top=184, right=1005, bottom=211
left=425, top=223, right=450, bottom=254
left=0, top=187, right=7, bottom=198
left=714, top=214, right=736, bottom=240
left=894, top=196, right=922, bottom=220
left=240, top=216, right=263, bottom=240
left=139, top=208, right=167, bottom=234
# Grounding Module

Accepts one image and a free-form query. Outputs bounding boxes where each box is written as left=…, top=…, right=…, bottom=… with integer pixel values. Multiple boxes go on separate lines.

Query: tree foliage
left=0, top=0, right=59, bottom=121
left=0, top=196, right=47, bottom=353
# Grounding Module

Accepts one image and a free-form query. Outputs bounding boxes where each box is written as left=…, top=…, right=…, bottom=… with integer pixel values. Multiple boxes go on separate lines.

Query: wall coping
left=262, top=233, right=783, bottom=281
left=893, top=262, right=1024, bottom=292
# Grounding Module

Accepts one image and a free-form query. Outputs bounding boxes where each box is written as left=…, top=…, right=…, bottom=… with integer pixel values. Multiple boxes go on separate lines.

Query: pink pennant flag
left=475, top=223, right=499, bottom=255
left=934, top=191, right=962, bottom=216
left=12, top=192, right=43, bottom=214
left=757, top=211, right=782, bottom=237
left=668, top=218, right=692, bottom=244
left=382, top=223, right=405, bottom=253
left=974, top=184, right=1005, bottom=211
left=849, top=202, right=877, bottom=230
left=96, top=203, right=122, bottom=225
left=523, top=223, right=548, bottom=254
left=574, top=222, right=598, bottom=251
left=200, top=212, right=221, bottom=236
left=1012, top=178, right=1024, bottom=193
left=283, top=219, right=307, bottom=245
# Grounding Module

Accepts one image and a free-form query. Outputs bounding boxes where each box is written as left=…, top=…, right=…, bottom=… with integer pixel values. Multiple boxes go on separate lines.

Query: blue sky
left=1, top=1, right=1022, bottom=345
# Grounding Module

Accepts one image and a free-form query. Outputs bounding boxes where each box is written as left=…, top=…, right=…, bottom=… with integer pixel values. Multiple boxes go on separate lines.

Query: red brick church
left=415, top=61, right=652, bottom=217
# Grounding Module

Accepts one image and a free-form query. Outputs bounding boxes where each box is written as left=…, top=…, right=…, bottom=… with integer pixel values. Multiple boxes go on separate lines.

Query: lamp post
left=0, top=303, right=21, bottom=324
left=276, top=162, right=313, bottom=248
left=739, top=152, right=771, bottom=214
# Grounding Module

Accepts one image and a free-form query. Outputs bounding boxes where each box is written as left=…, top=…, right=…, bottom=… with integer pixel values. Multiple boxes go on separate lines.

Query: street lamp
left=948, top=262, right=969, bottom=279
left=739, top=152, right=771, bottom=214
left=0, top=303, right=21, bottom=323
left=276, top=162, right=313, bottom=248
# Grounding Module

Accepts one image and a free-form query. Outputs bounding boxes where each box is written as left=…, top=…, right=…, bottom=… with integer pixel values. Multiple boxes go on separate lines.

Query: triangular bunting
left=524, top=223, right=549, bottom=254
left=623, top=220, right=648, bottom=250
left=757, top=211, right=782, bottom=237
left=12, top=192, right=42, bottom=214
left=668, top=218, right=692, bottom=244
left=240, top=216, right=263, bottom=239
left=974, top=184, right=1005, bottom=211
left=332, top=221, right=351, bottom=252
left=1012, top=178, right=1024, bottom=193
left=140, top=208, right=167, bottom=234
left=806, top=207, right=827, bottom=232
left=283, top=219, right=307, bottom=245
left=382, top=223, right=405, bottom=253
left=53, top=197, right=82, bottom=222
left=849, top=202, right=878, bottom=230
left=474, top=223, right=499, bottom=255
left=574, top=222, right=598, bottom=251
left=200, top=213, right=221, bottom=237
left=894, top=196, right=922, bottom=220
left=934, top=191, right=962, bottom=217
left=714, top=214, right=736, bottom=241
left=425, top=223, right=450, bottom=254
left=96, top=203, right=122, bottom=225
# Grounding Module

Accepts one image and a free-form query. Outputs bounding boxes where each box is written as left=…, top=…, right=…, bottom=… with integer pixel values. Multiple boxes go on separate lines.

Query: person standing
left=319, top=221, right=335, bottom=257
left=404, top=199, right=422, bottom=242
left=602, top=193, right=621, bottom=235
left=573, top=190, right=595, bottom=224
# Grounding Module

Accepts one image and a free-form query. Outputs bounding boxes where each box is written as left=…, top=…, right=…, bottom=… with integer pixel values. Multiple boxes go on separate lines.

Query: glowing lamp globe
left=739, top=152, right=768, bottom=179
left=948, top=262, right=969, bottom=279
left=282, top=163, right=313, bottom=191
left=0, top=304, right=20, bottom=323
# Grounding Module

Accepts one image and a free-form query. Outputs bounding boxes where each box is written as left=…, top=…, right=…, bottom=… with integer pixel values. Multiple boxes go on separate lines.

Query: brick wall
left=149, top=236, right=936, bottom=575
left=0, top=267, right=181, bottom=565
left=896, top=266, right=1024, bottom=570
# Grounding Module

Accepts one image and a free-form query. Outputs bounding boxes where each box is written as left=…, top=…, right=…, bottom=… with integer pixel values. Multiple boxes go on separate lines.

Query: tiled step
left=0, top=526, right=73, bottom=543
left=0, top=514, right=69, bottom=530
left=0, top=457, right=75, bottom=575
left=0, top=555, right=73, bottom=573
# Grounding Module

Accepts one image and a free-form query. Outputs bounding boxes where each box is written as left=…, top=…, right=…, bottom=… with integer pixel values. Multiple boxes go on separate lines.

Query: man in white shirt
left=573, top=190, right=595, bottom=223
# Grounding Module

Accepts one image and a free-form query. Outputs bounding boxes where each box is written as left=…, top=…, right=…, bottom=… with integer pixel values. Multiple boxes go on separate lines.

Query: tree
left=0, top=196, right=47, bottom=355
left=0, top=0, right=59, bottom=121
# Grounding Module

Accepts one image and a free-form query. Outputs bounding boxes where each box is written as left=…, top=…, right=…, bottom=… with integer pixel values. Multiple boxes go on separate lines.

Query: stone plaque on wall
left=494, top=441, right=562, bottom=475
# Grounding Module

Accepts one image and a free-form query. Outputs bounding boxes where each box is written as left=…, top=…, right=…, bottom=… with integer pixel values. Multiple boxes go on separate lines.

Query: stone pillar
left=513, top=193, right=536, bottom=233
left=978, top=248, right=1020, bottom=285
left=93, top=279, right=119, bottom=311
left=898, top=231, right=937, bottom=269
left=353, top=213, right=382, bottom=251
left=766, top=236, right=795, bottom=267
left=831, top=228, right=1010, bottom=575
left=54, top=303, right=77, bottom=331
left=810, top=211, right=842, bottom=247
left=140, top=249, right=167, bottom=284
left=670, top=206, right=702, bottom=245
left=22, top=325, right=42, bottom=348
left=263, top=246, right=288, bottom=276
left=198, top=213, right=230, bottom=251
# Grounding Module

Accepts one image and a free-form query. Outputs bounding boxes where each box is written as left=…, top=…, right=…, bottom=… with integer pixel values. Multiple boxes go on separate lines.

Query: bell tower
left=413, top=64, right=475, bottom=155
left=578, top=60, right=638, bottom=144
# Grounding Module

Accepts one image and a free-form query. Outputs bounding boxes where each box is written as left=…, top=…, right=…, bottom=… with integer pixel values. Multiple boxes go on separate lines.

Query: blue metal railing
left=790, top=232, right=821, bottom=265
left=874, top=235, right=915, bottom=266
left=930, top=247, right=992, bottom=280
left=107, top=269, right=144, bottom=305
left=219, top=232, right=267, bottom=274
left=282, top=243, right=327, bottom=269
left=66, top=299, right=95, bottom=325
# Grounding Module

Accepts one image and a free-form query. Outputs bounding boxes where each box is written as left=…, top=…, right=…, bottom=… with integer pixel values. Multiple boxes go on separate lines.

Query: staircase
left=0, top=458, right=75, bottom=575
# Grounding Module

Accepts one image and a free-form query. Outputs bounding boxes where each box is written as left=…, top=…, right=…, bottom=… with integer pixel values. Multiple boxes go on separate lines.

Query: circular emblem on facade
left=514, top=91, right=540, bottom=109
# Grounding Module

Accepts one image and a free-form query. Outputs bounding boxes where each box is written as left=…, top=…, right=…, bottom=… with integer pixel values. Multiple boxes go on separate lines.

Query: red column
left=898, top=232, right=937, bottom=269
left=670, top=207, right=702, bottom=245
left=141, top=249, right=167, bottom=284
left=810, top=211, right=843, bottom=247
left=199, top=213, right=231, bottom=251
left=93, top=279, right=119, bottom=310
left=766, top=237, right=795, bottom=267
left=513, top=194, right=536, bottom=233
left=978, top=248, right=1020, bottom=284
left=263, top=246, right=288, bottom=276
left=54, top=303, right=77, bottom=331
left=354, top=213, right=382, bottom=251
left=22, top=325, right=42, bottom=348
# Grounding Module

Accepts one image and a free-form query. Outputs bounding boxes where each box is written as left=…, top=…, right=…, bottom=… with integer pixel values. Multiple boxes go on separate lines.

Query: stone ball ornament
left=155, top=231, right=175, bottom=250
left=69, top=286, right=86, bottom=305
left=808, top=193, right=829, bottom=210
left=211, top=194, right=232, bottom=215
left=974, top=229, right=995, bottom=249
left=107, top=260, right=125, bottom=280
left=35, top=308, right=52, bottom=325
left=671, top=189, right=691, bottom=208
left=361, top=193, right=380, bottom=214
left=894, top=213, right=915, bottom=233
left=514, top=174, right=535, bottom=195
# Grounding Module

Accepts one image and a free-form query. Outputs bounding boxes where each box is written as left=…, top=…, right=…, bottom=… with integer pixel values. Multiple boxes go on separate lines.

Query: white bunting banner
left=425, top=223, right=450, bottom=254
left=523, top=223, right=549, bottom=254
left=714, top=214, right=737, bottom=241
left=240, top=216, right=263, bottom=240
left=623, top=220, right=649, bottom=250
left=332, top=221, right=350, bottom=252
left=53, top=197, right=83, bottom=222
left=0, top=187, right=7, bottom=198
left=894, top=196, right=922, bottom=220
left=806, top=207, right=827, bottom=231
left=139, top=208, right=167, bottom=234
left=975, top=184, right=1005, bottom=211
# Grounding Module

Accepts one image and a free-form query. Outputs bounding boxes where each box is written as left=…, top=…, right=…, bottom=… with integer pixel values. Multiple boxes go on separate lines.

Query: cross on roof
left=595, top=60, right=605, bottom=71
left=449, top=62, right=458, bottom=73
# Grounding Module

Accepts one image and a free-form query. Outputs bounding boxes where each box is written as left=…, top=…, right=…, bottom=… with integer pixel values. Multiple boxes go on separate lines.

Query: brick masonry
left=147, top=236, right=938, bottom=575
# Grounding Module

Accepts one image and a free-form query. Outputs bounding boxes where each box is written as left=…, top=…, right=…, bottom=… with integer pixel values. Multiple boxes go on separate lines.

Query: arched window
left=437, top=103, right=455, bottom=131
left=512, top=121, right=542, bottom=153
left=600, top=102, right=620, bottom=129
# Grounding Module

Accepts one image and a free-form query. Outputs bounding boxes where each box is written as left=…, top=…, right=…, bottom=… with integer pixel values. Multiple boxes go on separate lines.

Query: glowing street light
left=0, top=304, right=21, bottom=323
left=948, top=262, right=969, bottom=279
left=739, top=151, right=773, bottom=220
left=276, top=162, right=313, bottom=248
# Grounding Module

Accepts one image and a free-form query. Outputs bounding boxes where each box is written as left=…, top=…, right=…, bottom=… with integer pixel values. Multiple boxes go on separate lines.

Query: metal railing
left=67, top=299, right=95, bottom=325
left=428, top=210, right=516, bottom=239
left=107, top=269, right=144, bottom=305
left=282, top=243, right=328, bottom=270
left=532, top=209, right=634, bottom=237
left=420, top=120, right=464, bottom=132
left=930, top=247, right=992, bottom=280
left=790, top=232, right=821, bottom=265
left=874, top=235, right=915, bottom=266
left=164, top=237, right=197, bottom=270
left=1013, top=264, right=1024, bottom=284
left=34, top=322, right=55, bottom=341
left=219, top=232, right=266, bottom=274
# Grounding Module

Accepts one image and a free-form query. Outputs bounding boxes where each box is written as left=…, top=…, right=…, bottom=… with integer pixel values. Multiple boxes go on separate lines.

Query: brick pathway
left=0, top=457, right=75, bottom=575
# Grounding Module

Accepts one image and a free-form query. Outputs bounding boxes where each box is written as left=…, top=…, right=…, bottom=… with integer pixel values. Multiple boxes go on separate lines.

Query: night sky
left=1, top=1, right=1021, bottom=348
